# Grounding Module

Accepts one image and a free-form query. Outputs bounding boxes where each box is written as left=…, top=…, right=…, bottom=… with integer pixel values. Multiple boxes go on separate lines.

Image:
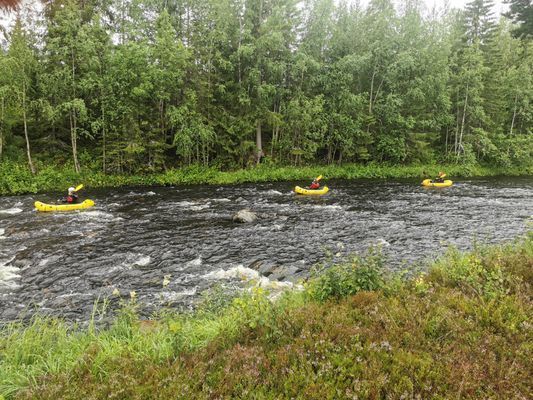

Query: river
left=1, top=177, right=531, bottom=322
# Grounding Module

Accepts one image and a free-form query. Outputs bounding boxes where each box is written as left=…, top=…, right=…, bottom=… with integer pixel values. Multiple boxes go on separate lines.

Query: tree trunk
left=102, top=105, right=106, bottom=174
left=160, top=99, right=165, bottom=141
left=509, top=93, right=518, bottom=136
left=256, top=119, right=262, bottom=165
left=22, top=89, right=35, bottom=174
left=238, top=13, right=242, bottom=85
left=70, top=108, right=81, bottom=173
left=454, top=92, right=460, bottom=155
left=270, top=124, right=275, bottom=158
left=457, top=83, right=469, bottom=159
left=373, top=77, right=384, bottom=106
left=445, top=127, right=449, bottom=156
left=369, top=68, right=376, bottom=114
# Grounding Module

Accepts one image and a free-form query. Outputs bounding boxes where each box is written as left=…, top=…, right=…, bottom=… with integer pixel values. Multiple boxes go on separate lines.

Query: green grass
left=1, top=160, right=532, bottom=195
left=1, top=233, right=532, bottom=399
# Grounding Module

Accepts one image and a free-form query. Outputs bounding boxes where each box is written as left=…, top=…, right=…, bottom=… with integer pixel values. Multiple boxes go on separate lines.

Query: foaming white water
left=204, top=265, right=259, bottom=280
left=186, top=256, right=202, bottom=267
left=203, top=265, right=303, bottom=297
left=308, top=204, right=343, bottom=211
left=134, top=256, right=151, bottom=267
left=0, top=228, right=5, bottom=239
left=38, top=258, right=50, bottom=267
left=81, top=210, right=114, bottom=218
left=146, top=191, right=156, bottom=196
left=160, top=288, right=197, bottom=301
left=190, top=204, right=210, bottom=211
left=212, top=198, right=231, bottom=203
left=117, top=253, right=151, bottom=269
left=175, top=201, right=210, bottom=211
left=374, top=238, right=391, bottom=247
left=57, top=292, right=83, bottom=298
left=75, top=210, right=122, bottom=222
left=265, top=189, right=283, bottom=196
left=175, top=201, right=197, bottom=207
left=0, top=208, right=23, bottom=215
left=0, top=257, right=21, bottom=291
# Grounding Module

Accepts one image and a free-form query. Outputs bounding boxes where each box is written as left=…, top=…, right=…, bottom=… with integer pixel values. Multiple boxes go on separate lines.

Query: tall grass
left=1, top=234, right=532, bottom=399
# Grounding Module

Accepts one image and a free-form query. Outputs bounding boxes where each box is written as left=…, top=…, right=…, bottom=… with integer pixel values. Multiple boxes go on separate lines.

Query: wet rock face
left=232, top=209, right=257, bottom=223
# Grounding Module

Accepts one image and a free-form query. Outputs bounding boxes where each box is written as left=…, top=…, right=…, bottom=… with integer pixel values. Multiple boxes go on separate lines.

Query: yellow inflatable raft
left=35, top=199, right=95, bottom=212
left=294, top=186, right=329, bottom=195
left=421, top=179, right=453, bottom=188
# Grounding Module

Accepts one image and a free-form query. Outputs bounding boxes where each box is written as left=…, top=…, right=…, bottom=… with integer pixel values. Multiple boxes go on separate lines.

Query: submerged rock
left=233, top=209, right=257, bottom=223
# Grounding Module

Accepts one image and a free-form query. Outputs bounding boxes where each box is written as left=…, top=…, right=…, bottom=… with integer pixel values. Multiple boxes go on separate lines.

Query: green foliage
left=505, top=0, right=533, bottom=38
left=1, top=161, right=531, bottom=196
left=1, top=0, right=532, bottom=172
left=306, top=247, right=385, bottom=302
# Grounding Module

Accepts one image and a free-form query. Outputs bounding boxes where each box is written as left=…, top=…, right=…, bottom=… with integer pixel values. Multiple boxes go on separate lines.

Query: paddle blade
left=316, top=175, right=323, bottom=181
left=75, top=184, right=84, bottom=192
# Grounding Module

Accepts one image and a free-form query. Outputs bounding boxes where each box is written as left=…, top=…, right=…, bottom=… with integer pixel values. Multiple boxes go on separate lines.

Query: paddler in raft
left=61, top=186, right=80, bottom=204
left=309, top=177, right=320, bottom=190
left=434, top=171, right=447, bottom=183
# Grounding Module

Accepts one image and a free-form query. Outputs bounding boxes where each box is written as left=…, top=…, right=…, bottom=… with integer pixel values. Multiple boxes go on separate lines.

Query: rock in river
left=232, top=209, right=257, bottom=223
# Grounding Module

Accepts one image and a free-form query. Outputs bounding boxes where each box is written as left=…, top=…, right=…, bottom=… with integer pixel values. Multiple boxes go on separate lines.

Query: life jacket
left=309, top=182, right=320, bottom=189
left=66, top=195, right=78, bottom=203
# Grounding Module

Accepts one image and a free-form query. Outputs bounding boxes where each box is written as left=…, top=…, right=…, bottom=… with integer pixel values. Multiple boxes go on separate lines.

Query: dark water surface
left=1, top=177, right=531, bottom=322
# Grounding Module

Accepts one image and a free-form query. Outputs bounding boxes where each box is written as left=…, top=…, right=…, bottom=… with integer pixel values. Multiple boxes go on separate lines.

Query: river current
left=0, top=177, right=531, bottom=322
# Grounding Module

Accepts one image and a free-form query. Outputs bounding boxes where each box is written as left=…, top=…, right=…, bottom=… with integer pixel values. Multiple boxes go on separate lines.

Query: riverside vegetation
left=0, top=233, right=531, bottom=399
left=1, top=160, right=532, bottom=195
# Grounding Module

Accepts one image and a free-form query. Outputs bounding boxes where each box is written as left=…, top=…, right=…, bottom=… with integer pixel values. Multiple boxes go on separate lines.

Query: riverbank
left=1, top=233, right=531, bottom=399
left=1, top=161, right=532, bottom=195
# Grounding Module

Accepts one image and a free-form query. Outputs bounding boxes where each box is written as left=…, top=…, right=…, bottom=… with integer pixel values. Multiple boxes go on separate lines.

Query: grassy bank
left=1, top=233, right=531, bottom=399
left=1, top=160, right=532, bottom=195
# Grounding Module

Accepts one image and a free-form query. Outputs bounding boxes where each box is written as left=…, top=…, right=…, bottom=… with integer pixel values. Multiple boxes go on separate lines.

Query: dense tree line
left=0, top=0, right=531, bottom=174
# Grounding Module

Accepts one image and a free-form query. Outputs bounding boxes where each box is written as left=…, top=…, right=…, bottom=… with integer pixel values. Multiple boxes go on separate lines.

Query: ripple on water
left=174, top=201, right=211, bottom=211
left=129, top=254, right=151, bottom=268
left=186, top=256, right=202, bottom=267
left=306, top=204, right=343, bottom=211
left=175, top=201, right=197, bottom=207
left=0, top=208, right=23, bottom=215
left=65, top=210, right=124, bottom=223
left=159, top=288, right=197, bottom=301
left=265, top=190, right=283, bottom=196
left=190, top=204, right=210, bottom=211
